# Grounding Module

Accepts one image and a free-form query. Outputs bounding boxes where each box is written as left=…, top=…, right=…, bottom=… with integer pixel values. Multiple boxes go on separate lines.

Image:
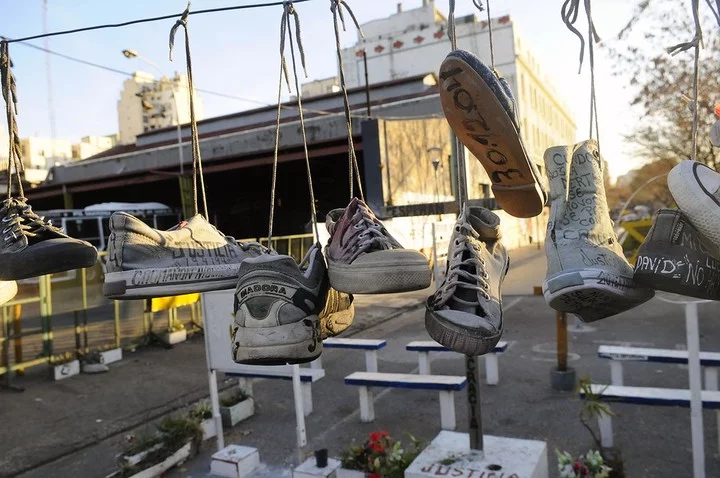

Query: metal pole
left=12, top=304, right=22, bottom=374
left=291, top=364, right=307, bottom=463
left=556, top=311, right=568, bottom=371
left=363, top=51, right=371, bottom=117
left=208, top=369, right=225, bottom=451
left=431, top=222, right=441, bottom=285
left=685, top=302, right=705, bottom=477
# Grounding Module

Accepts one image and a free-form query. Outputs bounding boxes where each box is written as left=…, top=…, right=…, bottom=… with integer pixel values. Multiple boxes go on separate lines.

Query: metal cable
left=473, top=1, right=495, bottom=69
left=169, top=2, right=208, bottom=218
left=330, top=0, right=364, bottom=201
left=448, top=0, right=458, bottom=50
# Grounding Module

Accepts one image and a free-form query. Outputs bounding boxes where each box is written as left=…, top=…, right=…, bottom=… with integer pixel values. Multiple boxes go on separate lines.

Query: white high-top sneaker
left=543, top=140, right=653, bottom=322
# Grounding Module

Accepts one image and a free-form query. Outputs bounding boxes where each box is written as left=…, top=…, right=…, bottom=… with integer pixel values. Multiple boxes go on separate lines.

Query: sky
left=0, top=0, right=669, bottom=179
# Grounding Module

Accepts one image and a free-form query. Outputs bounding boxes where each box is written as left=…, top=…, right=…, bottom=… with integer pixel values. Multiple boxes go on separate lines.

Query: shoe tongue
left=466, top=207, right=500, bottom=241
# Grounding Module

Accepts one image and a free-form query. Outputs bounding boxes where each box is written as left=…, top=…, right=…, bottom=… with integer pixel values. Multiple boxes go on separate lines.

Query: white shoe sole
left=328, top=260, right=431, bottom=294
left=543, top=269, right=654, bottom=322
left=424, top=300, right=502, bottom=356
left=668, top=160, right=720, bottom=245
left=104, top=264, right=241, bottom=299
left=232, top=315, right=322, bottom=365
left=0, top=281, right=18, bottom=306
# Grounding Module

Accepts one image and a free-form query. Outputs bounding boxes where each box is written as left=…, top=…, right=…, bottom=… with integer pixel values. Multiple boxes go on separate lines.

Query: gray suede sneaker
left=425, top=206, right=508, bottom=356
left=543, top=140, right=653, bottom=321
left=325, top=198, right=431, bottom=294
left=231, top=244, right=328, bottom=365
left=104, top=212, right=265, bottom=299
left=0, top=197, right=97, bottom=280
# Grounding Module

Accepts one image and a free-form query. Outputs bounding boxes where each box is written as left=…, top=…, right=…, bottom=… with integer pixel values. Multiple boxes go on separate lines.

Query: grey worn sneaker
left=634, top=209, right=720, bottom=300
left=425, top=206, right=508, bottom=356
left=104, top=212, right=265, bottom=299
left=325, top=198, right=431, bottom=294
left=0, top=197, right=97, bottom=280
left=543, top=140, right=653, bottom=321
left=231, top=244, right=328, bottom=365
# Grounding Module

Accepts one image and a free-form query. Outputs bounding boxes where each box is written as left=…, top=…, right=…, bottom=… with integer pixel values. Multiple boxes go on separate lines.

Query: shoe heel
left=233, top=315, right=322, bottom=365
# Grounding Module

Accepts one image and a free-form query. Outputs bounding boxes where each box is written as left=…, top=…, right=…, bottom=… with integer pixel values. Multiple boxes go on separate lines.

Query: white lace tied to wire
left=0, top=41, right=25, bottom=198
left=561, top=0, right=601, bottom=149
left=169, top=2, right=208, bottom=218
left=267, top=1, right=321, bottom=246
left=330, top=0, right=365, bottom=201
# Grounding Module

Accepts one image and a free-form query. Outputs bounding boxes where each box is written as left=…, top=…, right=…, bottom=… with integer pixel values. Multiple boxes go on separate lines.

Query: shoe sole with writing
left=424, top=298, right=501, bottom=356
left=634, top=241, right=720, bottom=300
left=103, top=264, right=241, bottom=299
left=543, top=269, right=654, bottom=322
left=232, top=315, right=322, bottom=365
left=439, top=53, right=545, bottom=218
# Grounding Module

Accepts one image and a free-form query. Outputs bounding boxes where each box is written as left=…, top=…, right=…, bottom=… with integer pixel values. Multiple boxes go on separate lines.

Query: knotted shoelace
left=349, top=203, right=396, bottom=257
left=1, top=197, right=61, bottom=245
left=433, top=224, right=491, bottom=308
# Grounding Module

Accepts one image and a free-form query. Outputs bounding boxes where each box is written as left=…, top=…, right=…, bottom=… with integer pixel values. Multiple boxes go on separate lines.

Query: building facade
left=117, top=71, right=203, bottom=145
left=72, top=135, right=117, bottom=160
left=337, top=1, right=576, bottom=164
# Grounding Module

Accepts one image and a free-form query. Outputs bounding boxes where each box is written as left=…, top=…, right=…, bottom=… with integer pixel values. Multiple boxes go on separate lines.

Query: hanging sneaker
left=0, top=197, right=97, bottom=280
left=543, top=140, right=653, bottom=321
left=668, top=160, right=720, bottom=245
left=325, top=198, right=431, bottom=294
left=231, top=244, right=328, bottom=365
left=319, top=288, right=354, bottom=339
left=0, top=280, right=17, bottom=306
left=439, top=50, right=547, bottom=218
left=425, top=206, right=508, bottom=356
left=634, top=209, right=720, bottom=300
left=104, top=212, right=265, bottom=299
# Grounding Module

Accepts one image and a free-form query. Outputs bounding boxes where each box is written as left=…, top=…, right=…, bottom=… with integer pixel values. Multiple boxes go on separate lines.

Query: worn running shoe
left=325, top=198, right=431, bottom=294
left=439, top=50, right=547, bottom=218
left=0, top=197, right=97, bottom=280
left=319, top=288, right=354, bottom=339
left=634, top=208, right=720, bottom=300
left=0, top=280, right=17, bottom=305
left=668, top=160, right=720, bottom=245
left=231, top=244, right=328, bottom=365
left=543, top=140, right=654, bottom=321
left=425, top=206, right=508, bottom=356
left=104, top=212, right=264, bottom=299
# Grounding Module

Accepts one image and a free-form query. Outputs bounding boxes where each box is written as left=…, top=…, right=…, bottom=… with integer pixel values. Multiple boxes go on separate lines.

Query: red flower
left=379, top=430, right=389, bottom=437
left=369, top=432, right=382, bottom=443
left=369, top=474, right=381, bottom=478
left=370, top=442, right=385, bottom=453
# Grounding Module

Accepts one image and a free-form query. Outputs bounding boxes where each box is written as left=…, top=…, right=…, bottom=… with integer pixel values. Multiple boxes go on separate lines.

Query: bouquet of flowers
left=340, top=430, right=424, bottom=478
left=556, top=449, right=612, bottom=478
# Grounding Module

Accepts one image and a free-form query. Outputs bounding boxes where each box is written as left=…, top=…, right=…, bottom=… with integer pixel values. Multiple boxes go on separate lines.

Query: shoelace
left=1, top=197, right=62, bottom=244
left=351, top=204, right=395, bottom=254
left=434, top=225, right=490, bottom=306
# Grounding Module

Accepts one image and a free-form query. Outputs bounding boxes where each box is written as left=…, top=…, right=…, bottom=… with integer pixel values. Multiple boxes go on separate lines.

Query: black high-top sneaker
left=0, top=197, right=97, bottom=280
left=634, top=209, right=720, bottom=300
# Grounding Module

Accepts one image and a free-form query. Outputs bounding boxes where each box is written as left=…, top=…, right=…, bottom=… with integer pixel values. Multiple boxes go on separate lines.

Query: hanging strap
left=0, top=41, right=24, bottom=199
left=561, top=0, right=601, bottom=147
left=169, top=2, right=208, bottom=219
left=268, top=1, right=320, bottom=245
left=330, top=0, right=364, bottom=201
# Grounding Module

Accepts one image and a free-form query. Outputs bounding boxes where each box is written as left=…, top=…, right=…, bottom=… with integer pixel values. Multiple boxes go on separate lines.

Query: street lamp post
left=122, top=49, right=184, bottom=175
left=428, top=146, right=443, bottom=220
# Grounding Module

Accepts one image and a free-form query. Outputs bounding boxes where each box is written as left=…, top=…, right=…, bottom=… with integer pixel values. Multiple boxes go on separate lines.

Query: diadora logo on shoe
left=238, top=282, right=290, bottom=299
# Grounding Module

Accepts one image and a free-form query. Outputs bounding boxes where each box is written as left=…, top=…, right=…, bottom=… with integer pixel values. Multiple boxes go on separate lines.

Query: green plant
left=189, top=401, right=212, bottom=421
left=556, top=449, right=611, bottom=478
left=220, top=389, right=249, bottom=407
left=340, top=430, right=425, bottom=478
left=118, top=416, right=202, bottom=477
left=577, top=377, right=625, bottom=478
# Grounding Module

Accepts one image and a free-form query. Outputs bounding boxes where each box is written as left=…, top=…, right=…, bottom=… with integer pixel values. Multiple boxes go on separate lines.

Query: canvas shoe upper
left=0, top=197, right=97, bottom=280
left=668, top=160, right=720, bottom=245
left=425, top=206, right=508, bottom=356
left=318, top=287, right=354, bottom=339
left=104, top=212, right=265, bottom=298
left=231, top=244, right=328, bottom=365
left=634, top=208, right=720, bottom=300
left=325, top=197, right=431, bottom=294
left=543, top=140, right=653, bottom=322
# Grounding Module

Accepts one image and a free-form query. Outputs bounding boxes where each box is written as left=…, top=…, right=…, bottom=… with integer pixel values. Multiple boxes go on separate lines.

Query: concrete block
left=211, top=445, right=260, bottom=478
left=293, top=457, right=341, bottom=478
left=405, top=431, right=548, bottom=478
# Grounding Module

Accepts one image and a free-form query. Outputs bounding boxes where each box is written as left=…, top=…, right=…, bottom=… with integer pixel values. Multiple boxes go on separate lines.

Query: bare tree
left=605, top=0, right=720, bottom=169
